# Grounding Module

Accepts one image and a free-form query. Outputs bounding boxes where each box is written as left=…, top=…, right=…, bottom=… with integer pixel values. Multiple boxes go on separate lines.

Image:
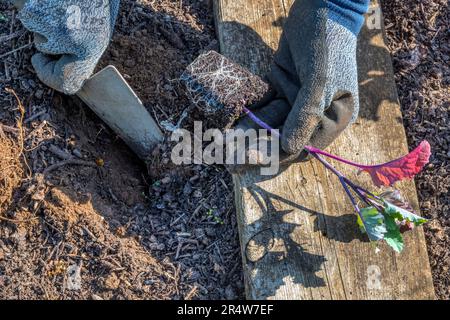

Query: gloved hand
left=10, top=0, right=26, bottom=10
left=11, top=0, right=120, bottom=95
left=236, top=0, right=369, bottom=165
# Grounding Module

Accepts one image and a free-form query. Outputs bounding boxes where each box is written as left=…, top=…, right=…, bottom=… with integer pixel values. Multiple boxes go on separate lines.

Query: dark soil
left=0, top=0, right=243, bottom=300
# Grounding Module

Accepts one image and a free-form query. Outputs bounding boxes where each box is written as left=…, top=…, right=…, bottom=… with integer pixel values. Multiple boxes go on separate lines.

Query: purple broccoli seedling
left=245, top=106, right=430, bottom=252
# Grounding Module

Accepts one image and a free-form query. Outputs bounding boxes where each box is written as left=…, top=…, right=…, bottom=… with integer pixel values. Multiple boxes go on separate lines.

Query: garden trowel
left=77, top=66, right=164, bottom=160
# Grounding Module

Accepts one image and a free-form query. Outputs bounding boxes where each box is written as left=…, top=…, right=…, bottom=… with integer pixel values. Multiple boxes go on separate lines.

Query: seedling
left=206, top=209, right=224, bottom=225
left=250, top=108, right=430, bottom=252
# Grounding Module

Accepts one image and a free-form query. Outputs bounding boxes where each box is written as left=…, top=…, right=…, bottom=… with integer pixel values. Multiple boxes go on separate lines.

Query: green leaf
left=383, top=201, right=427, bottom=226
left=356, top=215, right=365, bottom=233
left=384, top=215, right=404, bottom=253
left=0, top=13, right=8, bottom=23
left=359, top=207, right=387, bottom=241
left=385, top=232, right=404, bottom=253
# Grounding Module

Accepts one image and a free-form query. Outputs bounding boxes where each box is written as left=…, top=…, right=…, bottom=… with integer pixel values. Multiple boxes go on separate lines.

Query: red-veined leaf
left=363, top=141, right=431, bottom=187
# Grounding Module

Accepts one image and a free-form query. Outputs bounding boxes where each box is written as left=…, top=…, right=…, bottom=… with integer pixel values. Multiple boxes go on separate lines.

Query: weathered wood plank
left=214, top=0, right=435, bottom=300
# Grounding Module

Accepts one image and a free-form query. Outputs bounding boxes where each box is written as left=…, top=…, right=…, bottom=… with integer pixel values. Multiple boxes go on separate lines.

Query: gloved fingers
left=276, top=148, right=309, bottom=167
left=33, top=33, right=48, bottom=48
left=235, top=98, right=291, bottom=132
left=281, top=82, right=326, bottom=155
left=308, top=93, right=357, bottom=150
left=283, top=0, right=328, bottom=81
left=276, top=0, right=328, bottom=156
left=267, top=35, right=301, bottom=106
left=17, top=2, right=50, bottom=35
left=26, top=27, right=73, bottom=56
left=15, top=0, right=119, bottom=94
left=10, top=0, right=27, bottom=10
left=225, top=135, right=275, bottom=174
left=31, top=53, right=62, bottom=92
left=18, top=2, right=87, bottom=57
left=35, top=37, right=79, bottom=56
left=32, top=53, right=91, bottom=95
left=279, top=14, right=328, bottom=155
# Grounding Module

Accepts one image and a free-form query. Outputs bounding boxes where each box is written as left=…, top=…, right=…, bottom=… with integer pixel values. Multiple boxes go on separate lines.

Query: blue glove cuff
left=327, top=0, right=370, bottom=36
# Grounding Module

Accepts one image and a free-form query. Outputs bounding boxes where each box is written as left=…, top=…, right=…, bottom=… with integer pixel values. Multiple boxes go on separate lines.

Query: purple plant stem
left=315, top=153, right=389, bottom=224
left=341, top=179, right=362, bottom=214
left=242, top=107, right=281, bottom=138
left=242, top=107, right=374, bottom=169
left=342, top=178, right=385, bottom=212
left=242, top=106, right=382, bottom=219
left=240, top=107, right=409, bottom=241
left=241, top=106, right=386, bottom=238
left=312, top=153, right=372, bottom=234
left=304, top=146, right=372, bottom=169
left=243, top=106, right=371, bottom=201
left=310, top=152, right=345, bottom=179
left=348, top=182, right=381, bottom=209
left=343, top=177, right=377, bottom=200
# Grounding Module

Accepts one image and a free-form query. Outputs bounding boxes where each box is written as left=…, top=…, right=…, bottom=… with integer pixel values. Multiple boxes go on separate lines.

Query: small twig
left=0, top=124, right=19, bottom=136
left=43, top=159, right=96, bottom=175
left=175, top=241, right=183, bottom=260
left=24, top=110, right=48, bottom=124
left=25, top=120, right=46, bottom=140
left=0, top=215, right=39, bottom=223
left=0, top=30, right=24, bottom=44
left=0, top=124, right=5, bottom=139
left=48, top=144, right=73, bottom=160
left=184, top=286, right=198, bottom=300
left=0, top=43, right=32, bottom=59
left=5, top=87, right=32, bottom=178
left=4, top=89, right=25, bottom=152
left=170, top=213, right=186, bottom=227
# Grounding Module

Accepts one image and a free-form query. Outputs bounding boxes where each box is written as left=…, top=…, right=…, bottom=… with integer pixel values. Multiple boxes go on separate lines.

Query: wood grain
left=214, top=0, right=435, bottom=300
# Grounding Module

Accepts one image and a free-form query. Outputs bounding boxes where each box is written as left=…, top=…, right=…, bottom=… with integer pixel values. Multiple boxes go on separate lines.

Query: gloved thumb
left=31, top=53, right=86, bottom=95
left=281, top=83, right=325, bottom=155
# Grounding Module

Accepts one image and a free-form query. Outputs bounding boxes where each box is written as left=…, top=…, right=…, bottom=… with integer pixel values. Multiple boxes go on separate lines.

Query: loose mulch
left=382, top=0, right=449, bottom=299
left=0, top=0, right=448, bottom=300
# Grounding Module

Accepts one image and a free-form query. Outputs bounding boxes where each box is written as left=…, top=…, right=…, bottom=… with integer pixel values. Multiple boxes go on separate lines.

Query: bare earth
left=0, top=0, right=448, bottom=299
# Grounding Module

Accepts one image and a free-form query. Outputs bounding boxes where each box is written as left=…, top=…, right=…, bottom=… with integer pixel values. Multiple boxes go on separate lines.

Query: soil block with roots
left=181, top=51, right=270, bottom=130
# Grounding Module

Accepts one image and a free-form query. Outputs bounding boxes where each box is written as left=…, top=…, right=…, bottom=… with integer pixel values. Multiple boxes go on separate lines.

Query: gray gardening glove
left=10, top=0, right=26, bottom=10
left=237, top=0, right=369, bottom=165
left=12, top=0, right=120, bottom=95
